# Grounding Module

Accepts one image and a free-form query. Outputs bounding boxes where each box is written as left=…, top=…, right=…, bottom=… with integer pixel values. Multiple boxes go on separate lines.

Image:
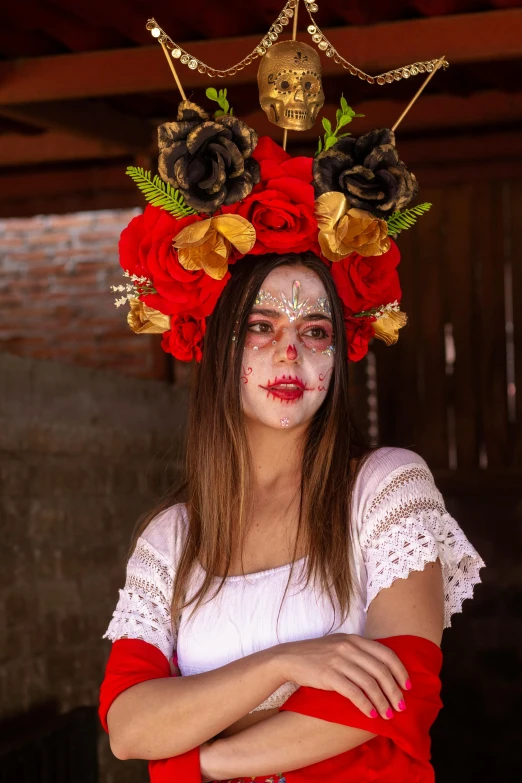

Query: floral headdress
left=112, top=17, right=441, bottom=363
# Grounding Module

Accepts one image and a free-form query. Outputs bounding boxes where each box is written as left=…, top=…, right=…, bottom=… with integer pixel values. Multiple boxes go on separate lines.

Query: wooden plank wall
left=374, top=176, right=521, bottom=475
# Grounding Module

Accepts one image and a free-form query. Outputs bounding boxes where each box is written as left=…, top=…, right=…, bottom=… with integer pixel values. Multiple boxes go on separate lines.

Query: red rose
left=344, top=316, right=376, bottom=362
left=119, top=205, right=230, bottom=318
left=161, top=314, right=206, bottom=362
left=223, top=136, right=320, bottom=257
left=253, top=136, right=313, bottom=186
left=331, top=239, right=402, bottom=315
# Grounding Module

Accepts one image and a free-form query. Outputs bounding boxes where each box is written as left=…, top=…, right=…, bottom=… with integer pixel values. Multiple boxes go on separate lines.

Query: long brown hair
left=132, top=252, right=372, bottom=636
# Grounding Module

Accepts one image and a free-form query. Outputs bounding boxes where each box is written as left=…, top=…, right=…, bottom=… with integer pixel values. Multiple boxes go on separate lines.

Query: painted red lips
left=259, top=375, right=313, bottom=402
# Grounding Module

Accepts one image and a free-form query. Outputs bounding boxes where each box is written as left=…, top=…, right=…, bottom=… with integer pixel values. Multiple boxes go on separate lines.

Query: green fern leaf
left=125, top=167, right=197, bottom=218
left=386, top=202, right=432, bottom=235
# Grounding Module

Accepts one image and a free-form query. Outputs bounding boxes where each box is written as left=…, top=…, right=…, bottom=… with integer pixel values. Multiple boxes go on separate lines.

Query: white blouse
left=103, top=447, right=485, bottom=712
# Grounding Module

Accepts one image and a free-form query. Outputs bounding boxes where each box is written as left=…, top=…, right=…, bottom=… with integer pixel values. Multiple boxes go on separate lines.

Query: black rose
left=158, top=101, right=260, bottom=213
left=313, top=129, right=419, bottom=218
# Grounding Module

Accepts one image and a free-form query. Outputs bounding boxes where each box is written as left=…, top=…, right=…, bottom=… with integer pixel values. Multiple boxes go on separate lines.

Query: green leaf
left=229, top=107, right=234, bottom=115
left=207, top=85, right=233, bottom=115
left=125, top=167, right=197, bottom=218
left=336, top=132, right=352, bottom=139
left=324, top=136, right=338, bottom=151
left=316, top=136, right=323, bottom=155
left=340, top=95, right=348, bottom=113
left=338, top=114, right=353, bottom=128
left=386, top=202, right=432, bottom=234
left=322, top=117, right=332, bottom=135
left=336, top=108, right=342, bottom=124
left=353, top=112, right=365, bottom=118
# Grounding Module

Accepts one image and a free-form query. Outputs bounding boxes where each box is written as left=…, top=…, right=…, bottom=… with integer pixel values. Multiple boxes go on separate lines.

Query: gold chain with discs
left=147, top=0, right=448, bottom=83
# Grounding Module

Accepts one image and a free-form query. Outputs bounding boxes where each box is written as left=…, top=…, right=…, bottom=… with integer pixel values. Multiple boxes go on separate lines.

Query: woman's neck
left=245, top=417, right=305, bottom=492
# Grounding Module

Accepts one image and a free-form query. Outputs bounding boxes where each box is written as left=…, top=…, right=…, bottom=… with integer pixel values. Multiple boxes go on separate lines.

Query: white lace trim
left=361, top=463, right=485, bottom=628
left=249, top=681, right=300, bottom=712
left=102, top=537, right=176, bottom=659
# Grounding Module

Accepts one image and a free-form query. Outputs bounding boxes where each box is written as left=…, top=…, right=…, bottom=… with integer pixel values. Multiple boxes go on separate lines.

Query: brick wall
left=0, top=353, right=187, bottom=783
left=0, top=208, right=168, bottom=380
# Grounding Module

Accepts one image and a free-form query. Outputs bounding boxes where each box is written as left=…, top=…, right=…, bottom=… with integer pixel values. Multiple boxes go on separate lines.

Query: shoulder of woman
left=352, top=446, right=434, bottom=527
left=138, top=502, right=189, bottom=566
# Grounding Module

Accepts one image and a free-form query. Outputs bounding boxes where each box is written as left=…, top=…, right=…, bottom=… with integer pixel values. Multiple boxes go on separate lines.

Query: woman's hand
left=274, top=633, right=411, bottom=720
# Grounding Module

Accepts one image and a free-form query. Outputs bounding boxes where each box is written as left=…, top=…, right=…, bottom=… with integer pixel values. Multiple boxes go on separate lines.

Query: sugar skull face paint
left=240, top=265, right=335, bottom=430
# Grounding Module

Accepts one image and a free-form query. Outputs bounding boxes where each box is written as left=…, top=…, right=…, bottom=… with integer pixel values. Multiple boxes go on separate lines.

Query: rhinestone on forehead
left=254, top=279, right=331, bottom=322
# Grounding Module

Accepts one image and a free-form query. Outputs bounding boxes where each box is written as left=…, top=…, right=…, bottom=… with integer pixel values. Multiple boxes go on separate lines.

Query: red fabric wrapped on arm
left=99, top=635, right=442, bottom=782
left=281, top=635, right=443, bottom=782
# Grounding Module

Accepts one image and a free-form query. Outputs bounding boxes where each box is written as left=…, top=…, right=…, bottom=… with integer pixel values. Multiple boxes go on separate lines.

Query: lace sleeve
left=102, top=537, right=175, bottom=660
left=360, top=461, right=485, bottom=628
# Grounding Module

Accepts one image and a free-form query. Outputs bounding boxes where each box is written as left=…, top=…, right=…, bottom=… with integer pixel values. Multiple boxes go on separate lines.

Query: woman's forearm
left=203, top=710, right=376, bottom=779
left=107, top=647, right=286, bottom=760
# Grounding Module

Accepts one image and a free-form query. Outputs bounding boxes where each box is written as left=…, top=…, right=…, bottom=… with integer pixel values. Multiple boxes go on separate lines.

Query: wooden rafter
left=0, top=131, right=129, bottom=166
left=1, top=130, right=521, bottom=219
left=0, top=9, right=521, bottom=105
left=246, top=90, right=522, bottom=144
left=0, top=101, right=154, bottom=151
left=1, top=90, right=521, bottom=166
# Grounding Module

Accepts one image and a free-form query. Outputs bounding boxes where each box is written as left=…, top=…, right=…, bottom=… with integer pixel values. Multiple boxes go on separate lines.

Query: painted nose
left=293, top=87, right=304, bottom=103
left=286, top=344, right=298, bottom=360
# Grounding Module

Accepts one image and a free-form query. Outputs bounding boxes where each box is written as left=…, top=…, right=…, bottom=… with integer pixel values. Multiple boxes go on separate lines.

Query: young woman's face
left=240, top=265, right=335, bottom=430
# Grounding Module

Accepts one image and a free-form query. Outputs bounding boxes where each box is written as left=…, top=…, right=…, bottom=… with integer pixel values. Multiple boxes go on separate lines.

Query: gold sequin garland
left=146, top=0, right=448, bottom=84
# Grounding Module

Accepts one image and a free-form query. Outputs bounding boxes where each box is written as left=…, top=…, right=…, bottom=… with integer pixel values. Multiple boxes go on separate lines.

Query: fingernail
left=386, top=708, right=394, bottom=719
left=405, top=679, right=412, bottom=690
left=398, top=700, right=406, bottom=711
left=370, top=709, right=378, bottom=718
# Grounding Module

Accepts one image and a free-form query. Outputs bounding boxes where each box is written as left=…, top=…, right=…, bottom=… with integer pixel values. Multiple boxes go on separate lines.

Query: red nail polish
left=370, top=709, right=378, bottom=718
left=386, top=708, right=394, bottom=719
left=405, top=679, right=412, bottom=690
left=398, top=700, right=406, bottom=711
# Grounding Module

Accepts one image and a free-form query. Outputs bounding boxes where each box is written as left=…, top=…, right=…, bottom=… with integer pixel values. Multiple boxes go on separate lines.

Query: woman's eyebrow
left=250, top=307, right=282, bottom=318
left=300, top=312, right=332, bottom=322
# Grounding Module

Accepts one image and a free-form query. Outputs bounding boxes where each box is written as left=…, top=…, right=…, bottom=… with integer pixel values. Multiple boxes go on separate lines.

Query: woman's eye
left=249, top=321, right=272, bottom=333
left=303, top=326, right=328, bottom=339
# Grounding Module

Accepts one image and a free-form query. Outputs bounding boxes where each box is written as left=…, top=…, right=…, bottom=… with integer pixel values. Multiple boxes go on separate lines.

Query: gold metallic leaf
left=173, top=214, right=256, bottom=280
left=315, top=191, right=390, bottom=261
left=315, top=191, right=347, bottom=233
left=127, top=298, right=170, bottom=334
left=172, top=219, right=213, bottom=248
left=373, top=310, right=408, bottom=346
left=211, top=214, right=256, bottom=254
left=178, top=234, right=229, bottom=280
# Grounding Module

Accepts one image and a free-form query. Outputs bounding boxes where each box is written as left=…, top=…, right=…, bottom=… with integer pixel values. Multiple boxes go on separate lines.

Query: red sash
left=99, top=635, right=442, bottom=782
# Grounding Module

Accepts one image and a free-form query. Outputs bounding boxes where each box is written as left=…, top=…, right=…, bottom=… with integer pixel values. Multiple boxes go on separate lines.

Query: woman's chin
left=243, top=408, right=311, bottom=431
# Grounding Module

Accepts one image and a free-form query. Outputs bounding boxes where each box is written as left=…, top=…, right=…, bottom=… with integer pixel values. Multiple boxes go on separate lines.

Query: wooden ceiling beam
left=0, top=130, right=130, bottom=166
left=0, top=100, right=154, bottom=151
left=0, top=130, right=521, bottom=218
left=0, top=90, right=520, bottom=166
left=0, top=9, right=520, bottom=105
left=249, top=89, right=522, bottom=143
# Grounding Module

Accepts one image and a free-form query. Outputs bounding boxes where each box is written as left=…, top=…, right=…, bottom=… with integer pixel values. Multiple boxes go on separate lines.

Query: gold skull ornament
left=257, top=40, right=324, bottom=131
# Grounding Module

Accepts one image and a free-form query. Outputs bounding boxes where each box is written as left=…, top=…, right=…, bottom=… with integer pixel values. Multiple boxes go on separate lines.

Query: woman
left=100, top=103, right=485, bottom=782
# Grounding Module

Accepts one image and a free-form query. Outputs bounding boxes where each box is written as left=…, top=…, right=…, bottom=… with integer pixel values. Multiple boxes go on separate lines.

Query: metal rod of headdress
left=160, top=39, right=187, bottom=100
left=147, top=20, right=187, bottom=100
left=392, top=57, right=445, bottom=132
left=282, top=0, right=300, bottom=151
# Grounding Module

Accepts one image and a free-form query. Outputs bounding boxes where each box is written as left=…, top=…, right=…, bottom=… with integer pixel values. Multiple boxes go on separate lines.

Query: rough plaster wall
left=0, top=353, right=187, bottom=782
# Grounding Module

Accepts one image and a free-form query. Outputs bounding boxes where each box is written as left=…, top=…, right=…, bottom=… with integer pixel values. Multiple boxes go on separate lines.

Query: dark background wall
left=0, top=353, right=187, bottom=783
